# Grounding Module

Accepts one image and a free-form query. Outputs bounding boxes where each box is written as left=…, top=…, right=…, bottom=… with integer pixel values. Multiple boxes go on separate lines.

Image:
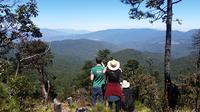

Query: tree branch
left=20, top=42, right=51, bottom=62
left=15, top=42, right=51, bottom=76
left=157, top=6, right=167, bottom=13
left=150, top=11, right=165, bottom=23
left=172, top=0, right=182, bottom=5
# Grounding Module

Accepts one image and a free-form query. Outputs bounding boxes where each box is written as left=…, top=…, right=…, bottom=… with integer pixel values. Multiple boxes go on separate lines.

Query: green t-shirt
left=91, top=65, right=105, bottom=88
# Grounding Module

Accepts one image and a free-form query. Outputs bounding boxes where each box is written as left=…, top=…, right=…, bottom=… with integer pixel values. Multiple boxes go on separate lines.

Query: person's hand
left=101, top=62, right=105, bottom=67
left=119, top=68, right=122, bottom=72
left=103, top=67, right=107, bottom=73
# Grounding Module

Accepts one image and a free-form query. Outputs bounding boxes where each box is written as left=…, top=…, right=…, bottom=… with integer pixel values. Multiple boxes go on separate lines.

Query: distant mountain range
left=40, top=28, right=90, bottom=41
left=41, top=28, right=198, bottom=58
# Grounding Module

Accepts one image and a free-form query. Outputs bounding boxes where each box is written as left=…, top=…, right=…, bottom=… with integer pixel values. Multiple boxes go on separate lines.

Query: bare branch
left=172, top=0, right=182, bottom=5
left=173, top=19, right=182, bottom=25
left=47, top=80, right=50, bottom=95
left=20, top=42, right=51, bottom=62
left=157, top=6, right=167, bottom=13
left=128, top=0, right=140, bottom=6
left=150, top=10, right=165, bottom=23
left=136, top=2, right=140, bottom=9
left=15, top=62, right=19, bottom=76
left=15, top=42, right=51, bottom=76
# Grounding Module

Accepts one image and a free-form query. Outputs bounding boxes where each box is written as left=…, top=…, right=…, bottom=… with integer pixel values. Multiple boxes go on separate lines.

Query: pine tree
left=121, top=0, right=182, bottom=110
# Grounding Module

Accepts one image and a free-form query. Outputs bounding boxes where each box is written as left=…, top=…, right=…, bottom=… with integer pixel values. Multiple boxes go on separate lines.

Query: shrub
left=135, top=101, right=151, bottom=112
left=90, top=103, right=111, bottom=112
left=0, top=83, right=20, bottom=112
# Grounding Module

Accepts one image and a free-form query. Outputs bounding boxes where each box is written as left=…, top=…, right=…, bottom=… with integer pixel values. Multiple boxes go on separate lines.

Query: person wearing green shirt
left=90, top=57, right=105, bottom=106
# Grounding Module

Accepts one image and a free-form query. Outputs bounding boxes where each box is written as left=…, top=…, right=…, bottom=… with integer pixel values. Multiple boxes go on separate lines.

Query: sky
left=33, top=0, right=200, bottom=31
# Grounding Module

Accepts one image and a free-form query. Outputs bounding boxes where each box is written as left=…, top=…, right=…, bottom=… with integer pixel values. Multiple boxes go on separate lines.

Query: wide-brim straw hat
left=107, top=59, right=120, bottom=71
left=120, top=80, right=130, bottom=88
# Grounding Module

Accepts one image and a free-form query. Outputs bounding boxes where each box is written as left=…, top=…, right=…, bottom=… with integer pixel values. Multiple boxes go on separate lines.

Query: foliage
left=121, top=0, right=164, bottom=22
left=1, top=76, right=49, bottom=112
left=16, top=39, right=55, bottom=103
left=97, top=49, right=112, bottom=65
left=0, top=58, right=13, bottom=82
left=134, top=73, right=161, bottom=111
left=121, top=0, right=182, bottom=23
left=0, top=0, right=48, bottom=87
left=35, top=105, right=51, bottom=112
left=123, top=59, right=162, bottom=111
left=0, top=82, right=19, bottom=112
left=179, top=73, right=200, bottom=111
left=123, top=59, right=139, bottom=80
left=8, top=75, right=37, bottom=111
left=53, top=74, right=75, bottom=100
left=177, top=106, right=193, bottom=112
left=8, top=75, right=35, bottom=98
left=192, top=29, right=200, bottom=50
left=0, top=0, right=42, bottom=56
left=0, top=82, right=8, bottom=98
left=74, top=60, right=94, bottom=90
left=18, top=40, right=53, bottom=71
left=90, top=103, right=111, bottom=112
left=0, top=0, right=56, bottom=111
left=135, top=101, right=151, bottom=112
left=0, top=96, right=20, bottom=112
left=121, top=1, right=183, bottom=110
left=0, top=61, right=39, bottom=112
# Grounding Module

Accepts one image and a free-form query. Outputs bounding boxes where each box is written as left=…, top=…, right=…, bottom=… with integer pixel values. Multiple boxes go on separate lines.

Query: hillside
left=113, top=49, right=196, bottom=78
left=112, top=49, right=163, bottom=68
left=48, top=39, right=195, bottom=80
left=49, top=39, right=120, bottom=73
left=171, top=54, right=196, bottom=77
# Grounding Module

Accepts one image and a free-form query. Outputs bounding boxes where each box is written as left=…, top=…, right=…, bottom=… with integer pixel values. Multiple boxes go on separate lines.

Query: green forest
left=0, top=0, right=200, bottom=112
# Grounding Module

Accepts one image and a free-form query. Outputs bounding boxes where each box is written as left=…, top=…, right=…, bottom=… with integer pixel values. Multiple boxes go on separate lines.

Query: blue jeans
left=108, top=100, right=121, bottom=112
left=92, top=87, right=103, bottom=106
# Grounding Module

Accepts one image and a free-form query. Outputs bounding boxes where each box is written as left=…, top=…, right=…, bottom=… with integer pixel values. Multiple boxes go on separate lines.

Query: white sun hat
left=120, top=80, right=130, bottom=88
left=107, top=59, right=120, bottom=71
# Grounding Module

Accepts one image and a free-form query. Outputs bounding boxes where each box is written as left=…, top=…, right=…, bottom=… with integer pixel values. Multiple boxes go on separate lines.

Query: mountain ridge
left=42, top=28, right=198, bottom=58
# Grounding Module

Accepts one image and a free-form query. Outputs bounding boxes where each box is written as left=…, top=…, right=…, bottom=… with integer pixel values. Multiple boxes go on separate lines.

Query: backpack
left=121, top=88, right=135, bottom=111
left=167, top=83, right=180, bottom=109
left=106, top=69, right=121, bottom=82
left=171, top=84, right=179, bottom=100
left=168, top=83, right=179, bottom=100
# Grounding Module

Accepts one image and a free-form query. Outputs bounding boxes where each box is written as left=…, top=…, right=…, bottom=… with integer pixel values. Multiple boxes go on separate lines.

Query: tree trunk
left=41, top=81, right=50, bottom=103
left=41, top=83, right=48, bottom=103
left=53, top=98, right=62, bottom=112
left=164, top=0, right=173, bottom=111
left=40, top=67, right=50, bottom=103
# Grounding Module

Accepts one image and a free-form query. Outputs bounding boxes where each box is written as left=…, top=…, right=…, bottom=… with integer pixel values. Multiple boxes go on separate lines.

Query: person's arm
left=90, top=69, right=94, bottom=81
left=119, top=68, right=122, bottom=72
left=90, top=74, right=94, bottom=81
left=103, top=67, right=107, bottom=74
left=101, top=62, right=105, bottom=67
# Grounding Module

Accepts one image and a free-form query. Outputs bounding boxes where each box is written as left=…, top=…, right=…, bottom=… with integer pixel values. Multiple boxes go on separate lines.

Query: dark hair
left=96, top=57, right=102, bottom=64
